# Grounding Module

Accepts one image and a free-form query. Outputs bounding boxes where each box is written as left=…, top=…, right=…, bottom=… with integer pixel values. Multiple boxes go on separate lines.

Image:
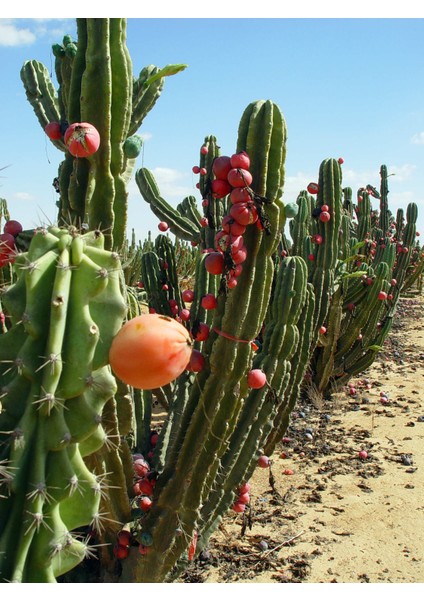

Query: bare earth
left=178, top=295, right=424, bottom=584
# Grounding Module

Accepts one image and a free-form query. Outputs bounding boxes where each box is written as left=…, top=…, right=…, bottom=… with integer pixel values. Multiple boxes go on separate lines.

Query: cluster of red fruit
left=0, top=219, right=23, bottom=268
left=201, top=151, right=259, bottom=290
left=231, top=481, right=251, bottom=513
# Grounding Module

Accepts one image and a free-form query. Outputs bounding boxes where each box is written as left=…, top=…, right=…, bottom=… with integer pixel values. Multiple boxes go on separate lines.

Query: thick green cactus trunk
left=0, top=225, right=127, bottom=582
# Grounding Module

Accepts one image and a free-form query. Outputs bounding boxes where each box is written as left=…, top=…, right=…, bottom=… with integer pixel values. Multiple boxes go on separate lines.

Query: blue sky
left=1, top=13, right=424, bottom=243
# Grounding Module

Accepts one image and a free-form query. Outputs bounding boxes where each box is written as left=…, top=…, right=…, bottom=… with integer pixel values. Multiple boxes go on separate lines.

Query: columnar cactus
left=119, top=99, right=300, bottom=582
left=20, top=18, right=186, bottom=252
left=0, top=225, right=127, bottom=582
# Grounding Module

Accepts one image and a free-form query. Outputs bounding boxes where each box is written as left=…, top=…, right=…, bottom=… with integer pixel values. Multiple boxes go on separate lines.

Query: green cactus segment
left=136, top=168, right=201, bottom=242
left=0, top=225, right=126, bottom=582
left=20, top=60, right=66, bottom=153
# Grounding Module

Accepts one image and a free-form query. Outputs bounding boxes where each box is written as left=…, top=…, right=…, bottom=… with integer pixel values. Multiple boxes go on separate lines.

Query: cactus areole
left=109, top=313, right=193, bottom=389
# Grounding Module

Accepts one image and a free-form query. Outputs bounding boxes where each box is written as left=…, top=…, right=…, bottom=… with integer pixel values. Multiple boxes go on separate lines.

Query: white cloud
left=150, top=167, right=195, bottom=200
left=0, top=20, right=36, bottom=46
left=411, top=132, right=424, bottom=145
left=13, top=192, right=34, bottom=200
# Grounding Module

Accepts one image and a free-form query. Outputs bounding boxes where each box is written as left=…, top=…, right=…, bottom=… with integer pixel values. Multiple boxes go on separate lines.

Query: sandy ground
left=178, top=295, right=424, bottom=584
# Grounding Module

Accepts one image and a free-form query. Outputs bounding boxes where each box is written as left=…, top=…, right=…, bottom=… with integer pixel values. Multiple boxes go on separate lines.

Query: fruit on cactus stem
left=158, top=221, right=169, bottom=232
left=205, top=252, right=225, bottom=275
left=211, top=178, right=232, bottom=199
left=44, top=121, right=62, bottom=140
left=64, top=122, right=100, bottom=157
left=247, top=369, right=267, bottom=389
left=258, top=455, right=271, bottom=468
left=227, top=168, right=253, bottom=188
left=3, top=220, right=23, bottom=237
left=212, top=155, right=232, bottom=179
left=186, top=349, right=205, bottom=372
left=109, top=313, right=192, bottom=389
left=201, top=294, right=217, bottom=310
left=319, top=211, right=331, bottom=223
left=230, top=151, right=250, bottom=170
left=307, top=182, right=319, bottom=194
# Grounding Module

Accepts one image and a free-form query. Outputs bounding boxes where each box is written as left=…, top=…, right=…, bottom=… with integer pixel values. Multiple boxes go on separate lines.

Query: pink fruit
left=231, top=246, right=248, bottom=265
left=117, top=530, right=132, bottom=546
left=321, top=204, right=329, bottom=212
left=211, top=178, right=232, bottom=199
left=227, top=168, right=253, bottom=188
left=182, top=289, right=195, bottom=303
left=312, top=234, right=323, bottom=244
left=212, top=156, right=232, bottom=180
left=232, top=501, right=246, bottom=513
left=186, top=349, right=205, bottom=373
left=230, top=151, right=250, bottom=170
left=201, top=294, right=217, bottom=310
left=192, top=166, right=200, bottom=174
left=319, top=211, right=331, bottom=223
left=230, top=186, right=251, bottom=205
left=158, top=221, right=169, bottom=232
left=193, top=322, right=210, bottom=342
left=205, top=252, right=225, bottom=275
left=283, top=469, right=294, bottom=476
left=215, top=231, right=244, bottom=254
left=247, top=369, right=267, bottom=389
left=229, top=202, right=258, bottom=226
left=338, top=157, right=344, bottom=164
left=4, top=220, right=23, bottom=237
left=133, top=458, right=149, bottom=477
left=179, top=308, right=190, bottom=321
left=221, top=215, right=246, bottom=236
left=64, top=122, right=100, bottom=157
left=238, top=482, right=251, bottom=494
left=307, top=182, right=319, bottom=194
left=238, top=492, right=250, bottom=504
left=258, top=455, right=271, bottom=468
left=44, top=121, right=62, bottom=141
left=200, top=145, right=208, bottom=155
left=139, top=496, right=152, bottom=511
left=113, top=544, right=130, bottom=559
left=378, top=291, right=387, bottom=300
left=138, top=544, right=151, bottom=555
left=319, top=326, right=327, bottom=334
left=358, top=450, right=368, bottom=460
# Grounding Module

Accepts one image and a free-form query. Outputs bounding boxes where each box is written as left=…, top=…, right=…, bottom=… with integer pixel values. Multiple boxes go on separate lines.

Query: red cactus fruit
left=319, top=211, right=331, bottom=223
left=227, top=168, right=253, bottom=188
left=201, top=294, right=217, bottom=310
left=205, top=251, right=225, bottom=275
left=64, top=122, right=100, bottom=157
left=186, top=349, right=206, bottom=373
left=158, top=221, right=169, bottom=232
left=44, top=121, right=62, bottom=141
left=307, top=182, right=319, bottom=194
left=211, top=178, right=232, bottom=199
left=212, top=156, right=232, bottom=179
left=247, top=369, right=267, bottom=389
left=230, top=151, right=250, bottom=170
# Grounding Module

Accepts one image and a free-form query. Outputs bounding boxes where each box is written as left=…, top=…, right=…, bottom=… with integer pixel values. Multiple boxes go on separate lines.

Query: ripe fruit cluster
left=0, top=219, right=22, bottom=267
left=231, top=481, right=251, bottom=513
left=202, top=150, right=262, bottom=290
